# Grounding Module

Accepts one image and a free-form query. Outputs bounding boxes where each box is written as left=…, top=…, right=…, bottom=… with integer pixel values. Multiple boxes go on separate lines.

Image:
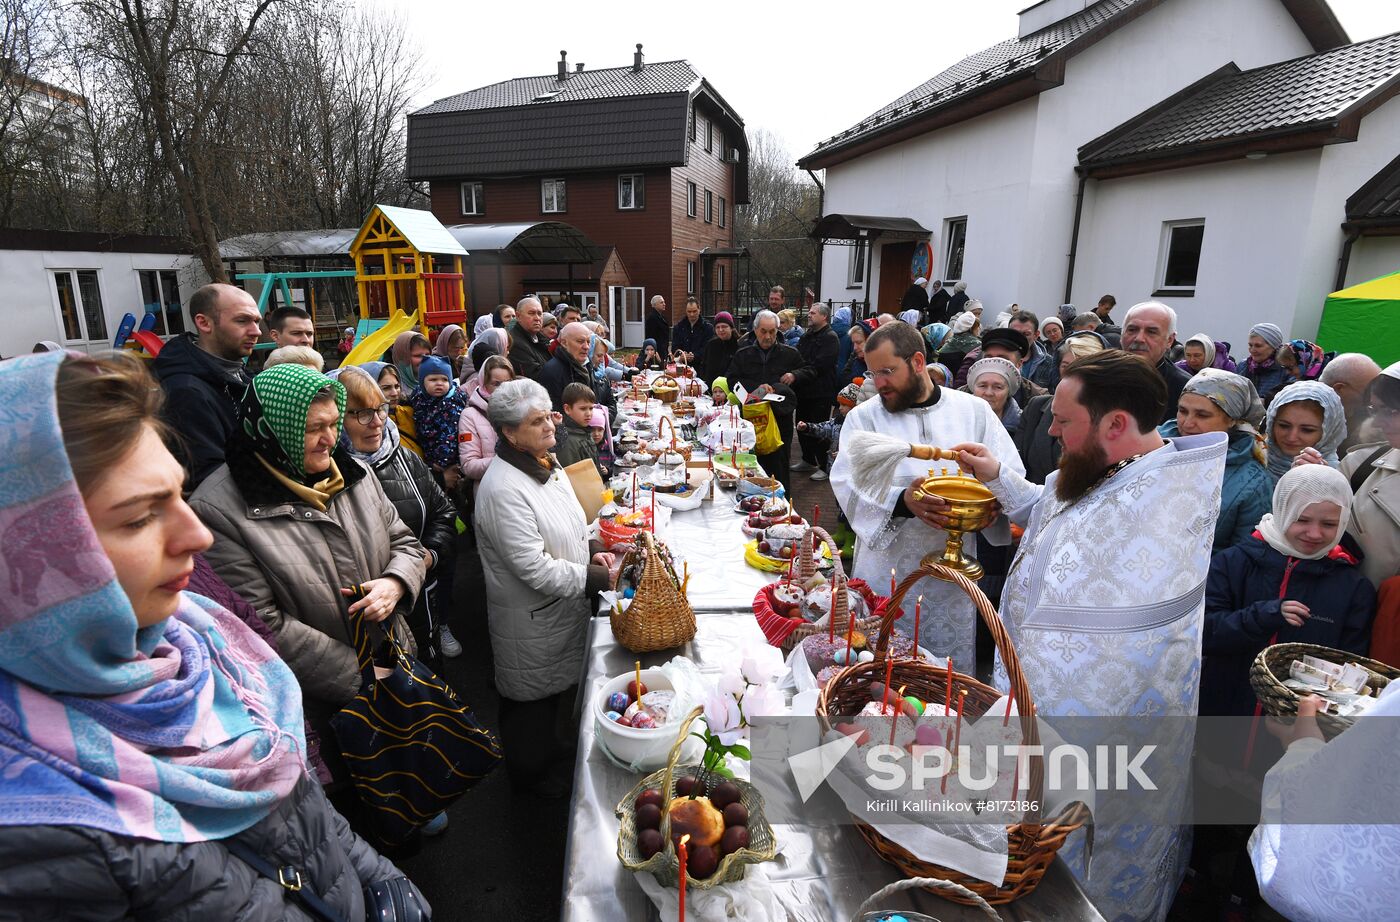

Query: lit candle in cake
left=912, top=595, right=922, bottom=659
left=678, top=832, right=690, bottom=922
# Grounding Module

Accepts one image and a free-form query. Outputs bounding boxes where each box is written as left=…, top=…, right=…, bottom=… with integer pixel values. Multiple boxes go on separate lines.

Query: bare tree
left=72, top=0, right=289, bottom=280
left=735, top=128, right=820, bottom=302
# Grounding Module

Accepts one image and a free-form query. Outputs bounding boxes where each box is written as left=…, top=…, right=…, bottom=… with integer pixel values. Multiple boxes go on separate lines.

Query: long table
left=562, top=499, right=1106, bottom=921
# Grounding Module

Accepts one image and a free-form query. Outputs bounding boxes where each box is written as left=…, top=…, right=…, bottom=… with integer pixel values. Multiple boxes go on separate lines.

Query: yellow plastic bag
left=741, top=400, right=783, bottom=455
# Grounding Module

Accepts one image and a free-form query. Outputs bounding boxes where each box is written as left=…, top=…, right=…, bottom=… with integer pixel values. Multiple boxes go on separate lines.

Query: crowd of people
left=2, top=274, right=1397, bottom=922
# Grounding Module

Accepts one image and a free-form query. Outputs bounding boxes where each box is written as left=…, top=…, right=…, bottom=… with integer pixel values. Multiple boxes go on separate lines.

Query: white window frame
left=943, top=217, right=967, bottom=282
left=704, top=118, right=713, bottom=153
left=137, top=268, right=186, bottom=337
left=687, top=261, right=696, bottom=295
left=617, top=173, right=645, bottom=210
left=459, top=181, right=484, bottom=215
left=540, top=178, right=567, bottom=213
left=847, top=242, right=867, bottom=289
left=686, top=181, right=697, bottom=218
left=50, top=268, right=109, bottom=344
left=704, top=189, right=713, bottom=224
left=1154, top=219, right=1205, bottom=297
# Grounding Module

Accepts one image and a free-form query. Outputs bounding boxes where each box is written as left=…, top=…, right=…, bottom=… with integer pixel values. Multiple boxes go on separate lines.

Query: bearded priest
left=830, top=321, right=1024, bottom=667
left=954, top=349, right=1227, bottom=922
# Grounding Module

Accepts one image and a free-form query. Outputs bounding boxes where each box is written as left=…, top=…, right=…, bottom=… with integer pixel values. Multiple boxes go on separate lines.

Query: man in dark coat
left=928, top=279, right=952, bottom=324
left=535, top=322, right=595, bottom=411
left=1094, top=294, right=1122, bottom=347
left=645, top=295, right=671, bottom=356
left=900, top=277, right=930, bottom=321
left=508, top=296, right=552, bottom=380
left=1121, top=301, right=1191, bottom=422
left=788, top=303, right=841, bottom=479
left=153, top=283, right=260, bottom=488
left=670, top=296, right=713, bottom=364
left=726, top=310, right=804, bottom=492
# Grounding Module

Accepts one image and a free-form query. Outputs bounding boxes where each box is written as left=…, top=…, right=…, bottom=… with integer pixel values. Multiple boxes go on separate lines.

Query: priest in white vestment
left=954, top=350, right=1227, bottom=922
left=830, top=321, right=1024, bottom=667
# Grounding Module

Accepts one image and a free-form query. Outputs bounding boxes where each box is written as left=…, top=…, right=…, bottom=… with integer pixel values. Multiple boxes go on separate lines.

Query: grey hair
left=753, top=309, right=779, bottom=329
left=1320, top=352, right=1381, bottom=385
left=487, top=377, right=551, bottom=430
left=651, top=295, right=666, bottom=306
left=516, top=295, right=541, bottom=312
left=1124, top=300, right=1178, bottom=335
left=809, top=302, right=830, bottom=320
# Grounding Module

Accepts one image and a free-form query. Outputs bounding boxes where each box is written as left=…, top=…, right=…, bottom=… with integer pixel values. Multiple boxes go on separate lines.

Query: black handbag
left=224, top=838, right=428, bottom=922
left=330, top=601, right=503, bottom=845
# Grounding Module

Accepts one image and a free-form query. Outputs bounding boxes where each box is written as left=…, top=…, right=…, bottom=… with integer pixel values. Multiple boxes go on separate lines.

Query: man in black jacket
left=1121, top=300, right=1190, bottom=422
left=508, top=296, right=552, bottom=380
left=670, top=296, right=712, bottom=364
left=153, top=283, right=260, bottom=488
left=788, top=303, right=841, bottom=479
left=645, top=295, right=671, bottom=356
left=536, top=322, right=595, bottom=411
left=726, top=310, right=804, bottom=491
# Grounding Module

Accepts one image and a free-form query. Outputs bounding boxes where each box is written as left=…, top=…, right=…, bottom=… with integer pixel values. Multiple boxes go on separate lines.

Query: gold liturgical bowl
left=911, top=471, right=998, bottom=580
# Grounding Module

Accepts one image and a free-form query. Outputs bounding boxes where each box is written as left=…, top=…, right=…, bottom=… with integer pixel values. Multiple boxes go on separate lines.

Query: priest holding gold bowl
left=950, top=348, right=1227, bottom=922
left=829, top=320, right=1023, bottom=667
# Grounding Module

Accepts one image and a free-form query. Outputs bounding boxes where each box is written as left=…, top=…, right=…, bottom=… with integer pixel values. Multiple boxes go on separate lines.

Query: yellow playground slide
left=342, top=309, right=418, bottom=367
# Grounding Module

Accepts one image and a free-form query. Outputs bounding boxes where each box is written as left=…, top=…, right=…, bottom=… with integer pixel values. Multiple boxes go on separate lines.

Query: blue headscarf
left=0, top=352, right=305, bottom=842
left=1265, top=381, right=1347, bottom=481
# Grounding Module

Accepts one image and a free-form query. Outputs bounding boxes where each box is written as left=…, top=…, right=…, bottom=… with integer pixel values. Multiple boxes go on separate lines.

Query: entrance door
left=575, top=291, right=600, bottom=322
left=51, top=269, right=110, bottom=352
left=619, top=286, right=645, bottom=348
left=878, top=241, right=915, bottom=314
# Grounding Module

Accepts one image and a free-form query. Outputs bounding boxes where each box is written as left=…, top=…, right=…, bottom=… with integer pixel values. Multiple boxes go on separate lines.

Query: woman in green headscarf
left=190, top=363, right=428, bottom=786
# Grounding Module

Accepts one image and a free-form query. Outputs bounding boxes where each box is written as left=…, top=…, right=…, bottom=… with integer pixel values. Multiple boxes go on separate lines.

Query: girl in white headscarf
left=1203, top=465, right=1376, bottom=716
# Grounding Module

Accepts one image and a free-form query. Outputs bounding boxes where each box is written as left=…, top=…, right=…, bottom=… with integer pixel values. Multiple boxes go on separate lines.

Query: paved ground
left=394, top=443, right=837, bottom=920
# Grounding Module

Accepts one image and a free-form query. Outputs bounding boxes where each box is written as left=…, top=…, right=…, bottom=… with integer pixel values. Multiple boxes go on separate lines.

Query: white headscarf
left=899, top=309, right=922, bottom=325
left=968, top=356, right=1021, bottom=394
left=1255, top=465, right=1353, bottom=560
left=1183, top=333, right=1216, bottom=368
left=951, top=312, right=977, bottom=334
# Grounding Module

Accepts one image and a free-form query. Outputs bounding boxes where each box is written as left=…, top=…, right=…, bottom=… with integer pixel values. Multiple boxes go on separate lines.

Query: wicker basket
left=599, top=508, right=653, bottom=550
left=656, top=416, right=692, bottom=461
left=752, top=526, right=887, bottom=653
left=610, top=530, right=696, bottom=653
left=616, top=707, right=778, bottom=889
left=1249, top=642, right=1399, bottom=739
left=651, top=374, right=680, bottom=404
left=816, top=562, right=1090, bottom=906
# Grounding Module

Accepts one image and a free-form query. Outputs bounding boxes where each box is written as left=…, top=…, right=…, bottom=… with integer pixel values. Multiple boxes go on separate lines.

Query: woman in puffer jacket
left=0, top=352, right=427, bottom=919
left=334, top=365, right=460, bottom=661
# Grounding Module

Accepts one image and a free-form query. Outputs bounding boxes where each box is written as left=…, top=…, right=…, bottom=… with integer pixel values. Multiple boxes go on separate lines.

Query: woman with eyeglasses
left=335, top=366, right=460, bottom=662
left=189, top=364, right=429, bottom=798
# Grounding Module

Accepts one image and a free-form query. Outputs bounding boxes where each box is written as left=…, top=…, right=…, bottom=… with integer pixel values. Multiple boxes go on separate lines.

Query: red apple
left=636, top=788, right=664, bottom=810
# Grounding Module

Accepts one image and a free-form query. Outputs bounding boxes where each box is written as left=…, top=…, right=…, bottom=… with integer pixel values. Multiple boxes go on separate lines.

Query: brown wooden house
left=407, top=45, right=748, bottom=347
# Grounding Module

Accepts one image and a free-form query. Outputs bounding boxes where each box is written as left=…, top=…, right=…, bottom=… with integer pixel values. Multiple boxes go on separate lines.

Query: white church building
left=800, top=0, right=1400, bottom=353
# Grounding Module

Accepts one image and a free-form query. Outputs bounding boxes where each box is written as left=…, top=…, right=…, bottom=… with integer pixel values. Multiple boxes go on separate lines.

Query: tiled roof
left=1347, top=152, right=1400, bottom=225
left=801, top=0, right=1149, bottom=166
left=413, top=59, right=701, bottom=115
left=1080, top=31, right=1400, bottom=166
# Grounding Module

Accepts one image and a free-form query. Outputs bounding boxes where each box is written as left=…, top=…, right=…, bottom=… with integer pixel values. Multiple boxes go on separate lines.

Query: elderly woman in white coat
left=473, top=378, right=618, bottom=797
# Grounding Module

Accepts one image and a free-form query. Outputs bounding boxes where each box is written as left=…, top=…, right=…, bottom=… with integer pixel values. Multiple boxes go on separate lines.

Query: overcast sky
left=395, top=0, right=1400, bottom=164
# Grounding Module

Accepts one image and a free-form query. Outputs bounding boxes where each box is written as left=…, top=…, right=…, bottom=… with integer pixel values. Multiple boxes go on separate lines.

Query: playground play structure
left=116, top=205, right=471, bottom=364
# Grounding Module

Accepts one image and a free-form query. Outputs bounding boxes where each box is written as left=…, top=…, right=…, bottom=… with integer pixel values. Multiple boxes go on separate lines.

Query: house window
left=1155, top=220, right=1205, bottom=296
left=847, top=242, right=867, bottom=288
left=687, top=261, right=696, bottom=295
left=704, top=118, right=713, bottom=153
left=618, top=173, right=645, bottom=210
left=540, top=178, right=567, bottom=213
left=719, top=197, right=727, bottom=228
left=686, top=181, right=697, bottom=218
left=459, top=181, right=484, bottom=215
left=716, top=264, right=726, bottom=291
left=944, top=217, right=967, bottom=282
left=52, top=269, right=108, bottom=342
left=139, top=269, right=184, bottom=336
left=704, top=189, right=713, bottom=224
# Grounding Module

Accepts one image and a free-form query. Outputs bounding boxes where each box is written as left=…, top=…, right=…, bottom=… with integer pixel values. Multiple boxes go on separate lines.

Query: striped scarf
left=0, top=352, right=305, bottom=842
